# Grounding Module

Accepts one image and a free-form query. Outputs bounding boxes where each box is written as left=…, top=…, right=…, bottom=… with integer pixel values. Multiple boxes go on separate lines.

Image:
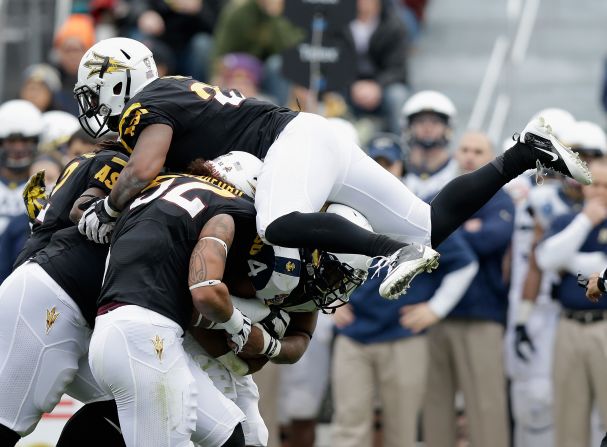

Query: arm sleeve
left=567, top=252, right=607, bottom=276
left=536, top=213, right=593, bottom=271
left=427, top=261, right=479, bottom=317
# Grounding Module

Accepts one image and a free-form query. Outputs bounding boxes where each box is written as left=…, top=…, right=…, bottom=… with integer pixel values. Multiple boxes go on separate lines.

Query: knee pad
left=0, top=423, right=20, bottom=447
left=221, top=423, right=245, bottom=447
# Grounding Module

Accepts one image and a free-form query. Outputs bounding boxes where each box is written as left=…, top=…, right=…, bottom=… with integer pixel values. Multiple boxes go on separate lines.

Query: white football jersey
left=0, top=179, right=26, bottom=235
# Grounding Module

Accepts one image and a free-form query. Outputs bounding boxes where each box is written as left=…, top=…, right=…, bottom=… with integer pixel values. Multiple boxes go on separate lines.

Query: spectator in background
left=346, top=0, right=409, bottom=134
left=390, top=0, right=428, bottom=44
left=135, top=0, right=226, bottom=81
left=19, top=64, right=62, bottom=113
left=63, top=129, right=97, bottom=164
left=401, top=90, right=458, bottom=199
left=535, top=158, right=607, bottom=447
left=39, top=111, right=80, bottom=154
left=212, top=0, right=305, bottom=105
left=0, top=100, right=44, bottom=282
left=216, top=53, right=268, bottom=100
left=52, top=14, right=96, bottom=116
left=331, top=133, right=478, bottom=447
left=422, top=131, right=514, bottom=447
left=29, top=154, right=64, bottom=190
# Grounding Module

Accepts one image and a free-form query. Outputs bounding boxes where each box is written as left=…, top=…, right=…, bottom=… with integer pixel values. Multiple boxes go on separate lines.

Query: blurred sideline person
left=511, top=112, right=606, bottom=447
left=331, top=134, right=478, bottom=447
left=536, top=158, right=607, bottom=447
left=0, top=100, right=43, bottom=283
left=346, top=0, right=409, bottom=133
left=401, top=90, right=458, bottom=200
left=423, top=131, right=514, bottom=447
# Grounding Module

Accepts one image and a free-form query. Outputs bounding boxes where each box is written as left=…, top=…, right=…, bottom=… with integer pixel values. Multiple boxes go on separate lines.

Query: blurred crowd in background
left=2, top=1, right=607, bottom=446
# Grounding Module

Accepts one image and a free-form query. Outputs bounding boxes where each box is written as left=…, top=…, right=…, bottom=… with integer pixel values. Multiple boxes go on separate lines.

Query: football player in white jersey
left=509, top=111, right=607, bottom=447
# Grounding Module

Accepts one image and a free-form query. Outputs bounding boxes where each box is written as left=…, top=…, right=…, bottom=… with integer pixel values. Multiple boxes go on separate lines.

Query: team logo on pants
left=45, top=306, right=60, bottom=334
left=152, top=335, right=164, bottom=361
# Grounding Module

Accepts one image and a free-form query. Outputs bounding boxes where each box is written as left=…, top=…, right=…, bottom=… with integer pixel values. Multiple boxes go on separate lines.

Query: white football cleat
left=520, top=116, right=592, bottom=185
left=370, top=244, right=440, bottom=300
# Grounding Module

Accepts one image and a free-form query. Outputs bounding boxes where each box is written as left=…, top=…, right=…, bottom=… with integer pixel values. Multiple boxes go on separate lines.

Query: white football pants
left=256, top=112, right=431, bottom=245
left=89, top=305, right=245, bottom=447
left=183, top=333, right=268, bottom=447
left=0, top=262, right=101, bottom=435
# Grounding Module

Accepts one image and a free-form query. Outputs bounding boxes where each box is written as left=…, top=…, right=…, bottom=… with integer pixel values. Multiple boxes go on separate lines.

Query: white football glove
left=218, top=308, right=252, bottom=354
left=260, top=309, right=290, bottom=339
left=78, top=197, right=118, bottom=244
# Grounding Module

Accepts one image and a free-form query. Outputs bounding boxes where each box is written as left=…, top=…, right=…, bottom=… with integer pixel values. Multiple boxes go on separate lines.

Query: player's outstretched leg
left=429, top=116, right=592, bottom=247
left=378, top=116, right=592, bottom=297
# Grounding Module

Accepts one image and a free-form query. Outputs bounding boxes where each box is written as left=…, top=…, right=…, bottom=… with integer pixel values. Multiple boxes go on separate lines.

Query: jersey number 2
left=190, top=82, right=245, bottom=107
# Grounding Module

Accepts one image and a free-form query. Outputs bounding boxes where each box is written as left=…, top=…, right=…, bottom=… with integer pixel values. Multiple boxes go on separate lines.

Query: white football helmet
left=531, top=108, right=575, bottom=144
left=401, top=90, right=457, bottom=127
left=401, top=90, right=456, bottom=150
left=0, top=100, right=44, bottom=169
left=566, top=120, right=607, bottom=157
left=207, top=151, right=263, bottom=198
left=40, top=111, right=80, bottom=152
left=74, top=37, right=158, bottom=138
left=294, top=204, right=372, bottom=312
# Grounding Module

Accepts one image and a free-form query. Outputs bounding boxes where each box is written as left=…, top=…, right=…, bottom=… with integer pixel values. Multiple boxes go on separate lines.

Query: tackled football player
left=74, top=38, right=592, bottom=301
left=0, top=140, right=128, bottom=446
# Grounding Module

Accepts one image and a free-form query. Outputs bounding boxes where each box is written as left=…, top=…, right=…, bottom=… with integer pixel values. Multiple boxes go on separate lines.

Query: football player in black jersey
left=88, top=174, right=267, bottom=447
left=74, top=38, right=591, bottom=300
left=0, top=141, right=128, bottom=447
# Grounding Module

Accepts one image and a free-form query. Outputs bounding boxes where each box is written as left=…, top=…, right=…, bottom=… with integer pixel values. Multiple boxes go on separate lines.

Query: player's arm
left=70, top=187, right=106, bottom=224
left=189, top=213, right=252, bottom=352
left=269, top=311, right=316, bottom=364
left=239, top=311, right=317, bottom=364
left=109, top=124, right=172, bottom=211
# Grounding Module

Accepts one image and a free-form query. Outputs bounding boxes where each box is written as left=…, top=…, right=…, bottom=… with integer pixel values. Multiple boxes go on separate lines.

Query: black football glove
left=514, top=324, right=535, bottom=362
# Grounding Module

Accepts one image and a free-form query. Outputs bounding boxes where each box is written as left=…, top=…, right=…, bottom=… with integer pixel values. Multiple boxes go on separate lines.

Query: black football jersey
left=34, top=227, right=108, bottom=327
left=118, top=76, right=297, bottom=170
left=99, top=174, right=257, bottom=330
left=14, top=149, right=128, bottom=267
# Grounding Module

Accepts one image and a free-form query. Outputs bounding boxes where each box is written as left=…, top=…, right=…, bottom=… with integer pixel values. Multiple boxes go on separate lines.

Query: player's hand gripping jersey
left=15, top=148, right=128, bottom=267
left=99, top=174, right=257, bottom=330
left=118, top=76, right=297, bottom=169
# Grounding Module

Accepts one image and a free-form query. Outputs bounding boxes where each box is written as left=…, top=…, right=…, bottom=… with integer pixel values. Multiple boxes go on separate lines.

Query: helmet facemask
left=302, top=250, right=368, bottom=314
left=74, top=56, right=133, bottom=139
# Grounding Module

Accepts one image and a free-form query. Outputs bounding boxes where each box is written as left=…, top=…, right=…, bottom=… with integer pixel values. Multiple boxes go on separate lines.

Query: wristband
left=189, top=279, right=222, bottom=290
left=257, top=323, right=281, bottom=358
left=200, top=237, right=228, bottom=257
left=220, top=308, right=245, bottom=335
left=516, top=299, right=534, bottom=325
left=104, top=196, right=121, bottom=218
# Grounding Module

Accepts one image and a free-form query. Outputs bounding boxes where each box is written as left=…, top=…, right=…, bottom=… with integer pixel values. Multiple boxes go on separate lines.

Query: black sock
left=57, top=401, right=125, bottom=447
left=491, top=138, right=538, bottom=180
left=430, top=163, right=507, bottom=247
left=221, top=423, right=245, bottom=447
left=264, top=212, right=406, bottom=257
left=0, top=424, right=20, bottom=447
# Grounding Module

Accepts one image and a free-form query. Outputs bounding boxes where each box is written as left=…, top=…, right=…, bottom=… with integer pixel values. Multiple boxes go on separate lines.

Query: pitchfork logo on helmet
left=74, top=37, right=158, bottom=139
left=83, top=52, right=134, bottom=79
